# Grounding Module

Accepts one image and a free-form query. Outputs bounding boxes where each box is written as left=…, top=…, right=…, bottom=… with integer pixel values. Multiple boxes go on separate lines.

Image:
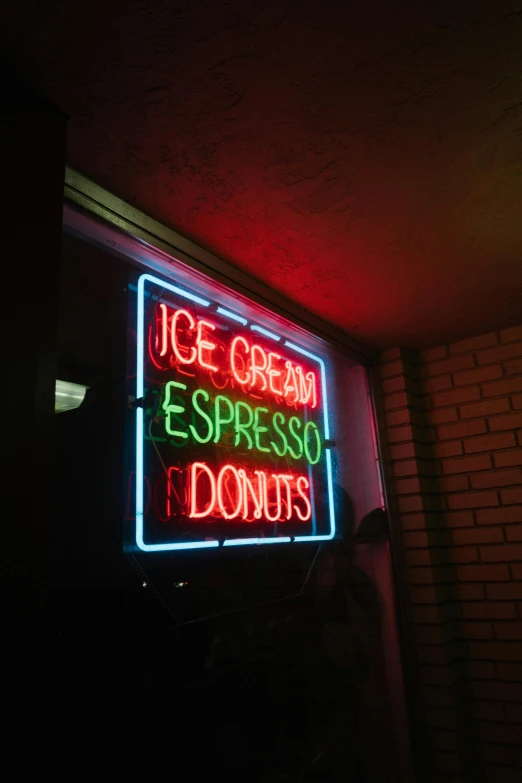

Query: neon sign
left=131, top=272, right=336, bottom=552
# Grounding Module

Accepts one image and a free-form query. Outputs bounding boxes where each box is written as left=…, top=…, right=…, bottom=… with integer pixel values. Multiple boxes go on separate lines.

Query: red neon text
left=188, top=462, right=311, bottom=522
left=154, top=305, right=317, bottom=409
left=229, top=337, right=317, bottom=408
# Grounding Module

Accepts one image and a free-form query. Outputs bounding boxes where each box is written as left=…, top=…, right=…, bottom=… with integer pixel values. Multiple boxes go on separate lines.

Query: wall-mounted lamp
left=55, top=380, right=89, bottom=413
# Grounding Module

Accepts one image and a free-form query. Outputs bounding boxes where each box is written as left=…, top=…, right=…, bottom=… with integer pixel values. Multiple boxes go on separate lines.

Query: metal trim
left=63, top=167, right=377, bottom=365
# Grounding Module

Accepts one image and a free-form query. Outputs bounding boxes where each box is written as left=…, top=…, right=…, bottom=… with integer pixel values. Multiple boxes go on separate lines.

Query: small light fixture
left=55, top=379, right=89, bottom=413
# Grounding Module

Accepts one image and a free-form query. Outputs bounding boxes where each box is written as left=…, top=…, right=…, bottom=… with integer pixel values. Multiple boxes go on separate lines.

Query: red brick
left=438, top=475, right=469, bottom=493
left=470, top=469, right=522, bottom=489
left=479, top=543, right=522, bottom=562
left=405, top=549, right=433, bottom=566
left=459, top=398, right=510, bottom=420
left=416, top=459, right=442, bottom=476
left=452, top=527, right=504, bottom=545
left=421, top=495, right=446, bottom=511
left=382, top=376, right=408, bottom=395
left=443, top=510, right=475, bottom=527
left=397, top=475, right=439, bottom=495
left=459, top=621, right=493, bottom=639
left=400, top=513, right=433, bottom=531
left=434, top=751, right=462, bottom=775
left=505, top=703, right=522, bottom=722
left=512, top=394, right=522, bottom=409
left=442, top=454, right=492, bottom=475
left=471, top=641, right=522, bottom=661
left=386, top=408, right=411, bottom=427
left=466, top=661, right=496, bottom=679
left=495, top=622, right=522, bottom=640
left=396, top=477, right=422, bottom=494
left=388, top=424, right=413, bottom=443
left=481, top=743, right=522, bottom=770
left=429, top=354, right=477, bottom=377
left=506, top=525, right=522, bottom=541
left=412, top=604, right=461, bottom=625
left=384, top=391, right=409, bottom=410
left=511, top=563, right=522, bottom=580
left=381, top=359, right=405, bottom=379
left=450, top=546, right=478, bottom=563
left=477, top=342, right=522, bottom=365
left=501, top=487, right=522, bottom=505
left=486, top=583, right=522, bottom=600
left=398, top=495, right=424, bottom=513
left=402, top=530, right=428, bottom=548
left=419, top=645, right=464, bottom=666
left=483, top=377, right=522, bottom=397
left=393, top=459, right=418, bottom=477
left=425, top=706, right=459, bottom=729
left=462, top=602, right=517, bottom=620
left=438, top=419, right=487, bottom=441
left=494, top=449, right=522, bottom=468
left=500, top=325, right=522, bottom=343
left=417, top=626, right=458, bottom=647
left=481, top=725, right=522, bottom=751
left=464, top=432, right=517, bottom=454
left=422, top=375, right=453, bottom=393
left=407, top=529, right=452, bottom=547
left=504, top=358, right=522, bottom=376
left=473, top=703, right=505, bottom=723
left=415, top=443, right=441, bottom=459
left=432, top=441, right=464, bottom=458
left=409, top=566, right=456, bottom=585
left=447, top=491, right=498, bottom=510
left=498, top=662, right=522, bottom=681
left=425, top=407, right=458, bottom=425
left=390, top=443, right=416, bottom=460
left=409, top=585, right=442, bottom=603
left=428, top=728, right=459, bottom=751
left=458, top=583, right=485, bottom=600
left=432, top=386, right=481, bottom=407
left=473, top=680, right=522, bottom=701
left=450, top=333, right=498, bottom=355
left=476, top=506, right=522, bottom=525
left=453, top=365, right=503, bottom=387
left=518, top=430, right=522, bottom=446
left=380, top=347, right=402, bottom=361
left=489, top=412, right=522, bottom=432
left=411, top=424, right=436, bottom=443
left=420, top=345, right=447, bottom=362
left=457, top=564, right=509, bottom=581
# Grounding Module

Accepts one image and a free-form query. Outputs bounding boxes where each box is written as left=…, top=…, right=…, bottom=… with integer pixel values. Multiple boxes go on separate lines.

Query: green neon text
left=162, top=386, right=322, bottom=465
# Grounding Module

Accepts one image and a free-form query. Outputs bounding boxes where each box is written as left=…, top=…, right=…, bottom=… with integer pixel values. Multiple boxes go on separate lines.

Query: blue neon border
left=135, top=273, right=336, bottom=552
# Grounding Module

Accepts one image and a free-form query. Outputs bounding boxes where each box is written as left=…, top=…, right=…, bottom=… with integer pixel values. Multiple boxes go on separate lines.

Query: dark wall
left=2, top=64, right=66, bottom=701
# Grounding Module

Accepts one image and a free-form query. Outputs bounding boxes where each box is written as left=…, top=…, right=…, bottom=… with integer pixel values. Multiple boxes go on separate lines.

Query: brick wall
left=378, top=325, right=522, bottom=783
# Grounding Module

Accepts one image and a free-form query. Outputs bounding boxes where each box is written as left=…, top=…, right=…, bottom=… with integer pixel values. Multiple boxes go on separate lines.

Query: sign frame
left=134, top=272, right=337, bottom=552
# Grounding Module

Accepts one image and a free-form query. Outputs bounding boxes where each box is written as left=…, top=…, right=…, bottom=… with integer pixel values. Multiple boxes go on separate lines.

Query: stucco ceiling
left=3, top=0, right=522, bottom=350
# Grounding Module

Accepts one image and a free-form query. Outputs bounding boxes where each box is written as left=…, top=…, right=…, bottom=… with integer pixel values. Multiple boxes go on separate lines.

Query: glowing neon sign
left=131, top=272, right=336, bottom=552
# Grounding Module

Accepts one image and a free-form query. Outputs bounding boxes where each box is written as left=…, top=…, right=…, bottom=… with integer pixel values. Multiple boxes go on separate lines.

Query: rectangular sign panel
left=130, top=272, right=336, bottom=551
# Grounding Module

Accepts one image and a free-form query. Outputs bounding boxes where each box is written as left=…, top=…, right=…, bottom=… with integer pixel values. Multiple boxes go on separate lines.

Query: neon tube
left=284, top=340, right=336, bottom=541
left=171, top=309, right=197, bottom=364
left=250, top=325, right=281, bottom=341
left=136, top=275, right=217, bottom=552
left=230, top=336, right=250, bottom=385
left=136, top=273, right=335, bottom=550
left=223, top=537, right=292, bottom=546
left=217, top=306, right=248, bottom=325
left=217, top=464, right=243, bottom=519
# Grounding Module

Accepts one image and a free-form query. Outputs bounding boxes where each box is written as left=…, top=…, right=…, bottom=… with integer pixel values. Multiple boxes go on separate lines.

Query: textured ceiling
left=3, top=0, right=522, bottom=350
